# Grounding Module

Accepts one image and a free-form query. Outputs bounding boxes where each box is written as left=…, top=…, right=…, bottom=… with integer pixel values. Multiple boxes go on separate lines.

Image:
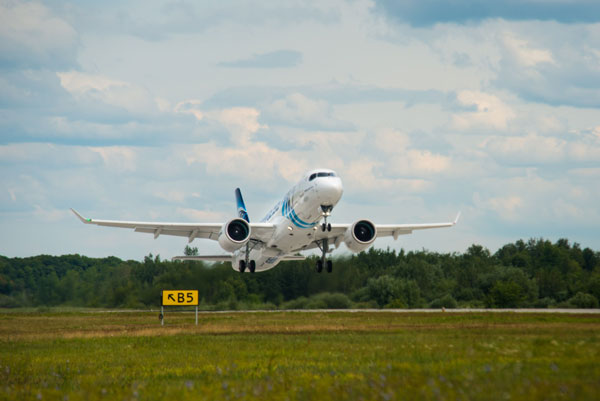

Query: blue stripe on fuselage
left=281, top=198, right=318, bottom=229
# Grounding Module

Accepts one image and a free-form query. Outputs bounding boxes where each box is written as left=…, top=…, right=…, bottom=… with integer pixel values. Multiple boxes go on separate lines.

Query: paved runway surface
left=94, top=308, right=600, bottom=314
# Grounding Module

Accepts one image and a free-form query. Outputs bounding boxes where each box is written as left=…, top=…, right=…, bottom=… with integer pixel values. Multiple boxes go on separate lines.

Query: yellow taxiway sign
left=161, top=290, right=199, bottom=306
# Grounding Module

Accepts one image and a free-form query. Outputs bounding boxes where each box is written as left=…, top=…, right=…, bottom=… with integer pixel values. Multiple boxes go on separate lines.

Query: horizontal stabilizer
left=172, top=255, right=232, bottom=262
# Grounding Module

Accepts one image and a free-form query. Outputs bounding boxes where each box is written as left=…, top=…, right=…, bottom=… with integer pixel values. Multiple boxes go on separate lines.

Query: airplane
left=71, top=168, right=459, bottom=273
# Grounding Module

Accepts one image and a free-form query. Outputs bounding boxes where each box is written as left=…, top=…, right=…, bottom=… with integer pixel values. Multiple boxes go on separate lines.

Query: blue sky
left=1, top=0, right=599, bottom=259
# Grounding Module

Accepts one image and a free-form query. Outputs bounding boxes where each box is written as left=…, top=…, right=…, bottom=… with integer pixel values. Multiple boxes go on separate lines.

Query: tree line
left=1, top=238, right=599, bottom=309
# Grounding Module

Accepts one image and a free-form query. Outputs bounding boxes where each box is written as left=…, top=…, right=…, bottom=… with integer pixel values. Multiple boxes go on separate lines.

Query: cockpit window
left=310, top=172, right=336, bottom=181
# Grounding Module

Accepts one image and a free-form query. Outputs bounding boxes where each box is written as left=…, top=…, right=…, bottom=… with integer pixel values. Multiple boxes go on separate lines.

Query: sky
left=1, top=0, right=599, bottom=260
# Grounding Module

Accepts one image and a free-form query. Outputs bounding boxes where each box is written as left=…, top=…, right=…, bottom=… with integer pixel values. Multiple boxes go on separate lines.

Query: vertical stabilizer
left=235, top=188, right=250, bottom=222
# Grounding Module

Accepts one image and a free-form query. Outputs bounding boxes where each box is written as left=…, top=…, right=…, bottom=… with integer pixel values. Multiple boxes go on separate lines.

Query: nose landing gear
left=320, top=205, right=333, bottom=232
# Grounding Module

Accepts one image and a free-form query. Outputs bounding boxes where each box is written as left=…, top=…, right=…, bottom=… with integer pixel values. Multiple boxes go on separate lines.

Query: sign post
left=160, top=290, right=199, bottom=325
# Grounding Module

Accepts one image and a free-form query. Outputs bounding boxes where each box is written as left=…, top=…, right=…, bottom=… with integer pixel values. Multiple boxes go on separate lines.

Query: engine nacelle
left=218, top=218, right=250, bottom=252
left=344, top=220, right=377, bottom=253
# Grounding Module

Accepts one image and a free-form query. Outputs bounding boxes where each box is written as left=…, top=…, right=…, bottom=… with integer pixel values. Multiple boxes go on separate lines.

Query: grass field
left=0, top=310, right=599, bottom=400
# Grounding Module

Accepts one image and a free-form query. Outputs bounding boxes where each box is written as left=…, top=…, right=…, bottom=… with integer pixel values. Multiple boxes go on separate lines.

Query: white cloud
left=485, top=133, right=564, bottom=164
left=452, top=90, right=516, bottom=131
left=0, top=143, right=99, bottom=166
left=32, top=204, right=69, bottom=222
left=264, top=93, right=352, bottom=130
left=485, top=195, right=523, bottom=221
left=2, top=0, right=600, bottom=258
left=7, top=188, right=16, bottom=202
left=502, top=34, right=555, bottom=68
left=57, top=71, right=159, bottom=115
left=185, top=141, right=306, bottom=184
left=0, top=0, right=78, bottom=69
left=484, top=128, right=600, bottom=166
left=174, top=99, right=204, bottom=121
left=174, top=103, right=267, bottom=145
left=88, top=146, right=137, bottom=172
left=210, top=107, right=266, bottom=145
left=373, top=130, right=450, bottom=176
left=374, top=130, right=410, bottom=153
left=344, top=158, right=432, bottom=193
left=176, top=208, right=228, bottom=222
left=154, top=191, right=186, bottom=203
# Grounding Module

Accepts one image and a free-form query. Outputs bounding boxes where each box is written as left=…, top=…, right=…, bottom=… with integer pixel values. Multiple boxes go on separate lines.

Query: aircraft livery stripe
left=281, top=198, right=318, bottom=229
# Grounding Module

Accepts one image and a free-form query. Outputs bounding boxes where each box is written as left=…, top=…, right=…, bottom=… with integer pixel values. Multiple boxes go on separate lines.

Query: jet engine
left=218, top=218, right=251, bottom=252
left=344, top=220, right=377, bottom=252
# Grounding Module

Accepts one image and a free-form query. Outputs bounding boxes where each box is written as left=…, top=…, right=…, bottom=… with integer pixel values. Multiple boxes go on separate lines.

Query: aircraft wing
left=70, top=209, right=276, bottom=244
left=296, top=213, right=460, bottom=252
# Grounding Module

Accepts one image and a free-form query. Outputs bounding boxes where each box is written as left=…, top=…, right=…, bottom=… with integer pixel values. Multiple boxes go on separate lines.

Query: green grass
left=0, top=311, right=599, bottom=400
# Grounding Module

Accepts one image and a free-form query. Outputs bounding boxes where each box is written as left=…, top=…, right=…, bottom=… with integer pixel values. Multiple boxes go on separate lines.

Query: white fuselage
left=232, top=169, right=343, bottom=272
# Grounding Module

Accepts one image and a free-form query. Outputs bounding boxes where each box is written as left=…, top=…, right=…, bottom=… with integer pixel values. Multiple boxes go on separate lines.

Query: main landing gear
left=315, top=238, right=333, bottom=273
left=316, top=259, right=333, bottom=273
left=316, top=205, right=334, bottom=273
left=239, top=244, right=256, bottom=273
left=238, top=260, right=256, bottom=273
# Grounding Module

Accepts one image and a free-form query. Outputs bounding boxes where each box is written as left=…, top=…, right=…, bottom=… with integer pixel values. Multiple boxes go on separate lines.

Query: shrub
left=567, top=292, right=599, bottom=308
left=429, top=294, right=457, bottom=309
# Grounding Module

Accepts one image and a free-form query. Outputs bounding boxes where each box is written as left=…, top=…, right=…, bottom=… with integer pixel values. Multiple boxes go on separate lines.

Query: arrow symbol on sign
left=168, top=294, right=175, bottom=302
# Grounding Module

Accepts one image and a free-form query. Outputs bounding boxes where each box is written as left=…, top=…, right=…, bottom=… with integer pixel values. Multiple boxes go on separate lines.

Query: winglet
left=454, top=212, right=461, bottom=225
left=71, top=208, right=93, bottom=224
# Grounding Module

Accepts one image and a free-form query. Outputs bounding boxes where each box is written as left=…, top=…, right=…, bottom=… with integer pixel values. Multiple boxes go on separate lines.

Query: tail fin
left=235, top=188, right=250, bottom=222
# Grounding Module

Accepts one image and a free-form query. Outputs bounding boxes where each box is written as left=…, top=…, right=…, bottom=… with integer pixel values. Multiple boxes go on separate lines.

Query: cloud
left=0, top=0, right=78, bottom=70
left=204, top=107, right=267, bottom=146
left=219, top=50, right=302, bottom=68
left=88, top=146, right=137, bottom=172
left=494, top=29, right=600, bottom=108
left=372, top=0, right=600, bottom=27
left=203, top=82, right=456, bottom=110
left=57, top=71, right=160, bottom=116
left=176, top=208, right=228, bottom=222
left=263, top=93, right=354, bottom=131
left=155, top=191, right=186, bottom=203
left=472, top=170, right=600, bottom=227
left=451, top=90, right=516, bottom=131
left=373, top=130, right=451, bottom=177
left=484, top=195, right=523, bottom=221
left=344, top=158, right=432, bottom=194
left=185, top=141, right=306, bottom=184
left=502, top=34, right=555, bottom=67
left=485, top=133, right=564, bottom=165
left=94, top=2, right=339, bottom=41
left=484, top=128, right=600, bottom=166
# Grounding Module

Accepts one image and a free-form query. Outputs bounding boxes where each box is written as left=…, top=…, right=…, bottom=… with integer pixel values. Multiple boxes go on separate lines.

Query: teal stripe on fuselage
left=281, top=198, right=318, bottom=229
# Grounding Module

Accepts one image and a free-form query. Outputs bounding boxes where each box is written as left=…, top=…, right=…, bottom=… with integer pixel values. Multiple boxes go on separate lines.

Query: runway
left=91, top=308, right=600, bottom=314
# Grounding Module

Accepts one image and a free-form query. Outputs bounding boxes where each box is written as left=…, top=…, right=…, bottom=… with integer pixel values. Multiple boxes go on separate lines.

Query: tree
left=184, top=246, right=198, bottom=256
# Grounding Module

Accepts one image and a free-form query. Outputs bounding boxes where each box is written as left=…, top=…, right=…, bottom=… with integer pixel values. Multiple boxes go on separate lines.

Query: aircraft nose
left=319, top=177, right=343, bottom=205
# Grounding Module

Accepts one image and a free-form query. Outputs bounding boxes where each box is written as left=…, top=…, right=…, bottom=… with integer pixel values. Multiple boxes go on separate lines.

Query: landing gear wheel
left=239, top=260, right=246, bottom=273
left=327, top=223, right=331, bottom=232
left=316, top=259, right=323, bottom=273
left=321, top=223, right=327, bottom=232
left=249, top=260, right=256, bottom=273
left=327, top=260, right=333, bottom=273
